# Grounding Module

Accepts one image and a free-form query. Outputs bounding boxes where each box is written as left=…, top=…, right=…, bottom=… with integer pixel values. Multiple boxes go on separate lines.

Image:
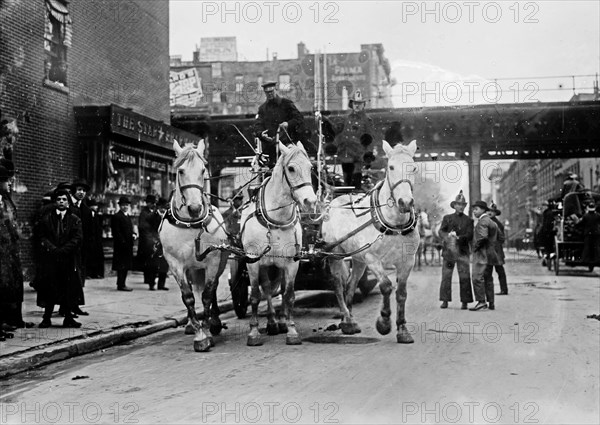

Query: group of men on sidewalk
left=438, top=191, right=508, bottom=312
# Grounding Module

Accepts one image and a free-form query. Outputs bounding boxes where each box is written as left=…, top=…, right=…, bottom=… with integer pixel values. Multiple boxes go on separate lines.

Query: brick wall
left=0, top=0, right=169, bottom=277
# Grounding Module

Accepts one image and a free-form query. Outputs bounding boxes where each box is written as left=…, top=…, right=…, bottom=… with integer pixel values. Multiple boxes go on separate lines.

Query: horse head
left=382, top=139, right=417, bottom=214
left=276, top=141, right=317, bottom=212
left=173, top=139, right=207, bottom=218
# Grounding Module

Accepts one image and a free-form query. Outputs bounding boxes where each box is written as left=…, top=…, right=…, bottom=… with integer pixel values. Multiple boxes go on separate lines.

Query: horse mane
left=390, top=143, right=414, bottom=158
left=277, top=144, right=309, bottom=168
left=173, top=146, right=206, bottom=168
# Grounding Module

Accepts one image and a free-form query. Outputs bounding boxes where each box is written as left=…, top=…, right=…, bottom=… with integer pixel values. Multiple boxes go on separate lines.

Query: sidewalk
left=0, top=268, right=327, bottom=379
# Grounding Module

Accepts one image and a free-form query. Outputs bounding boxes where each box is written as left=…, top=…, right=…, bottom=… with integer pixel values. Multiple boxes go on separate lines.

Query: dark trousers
left=143, top=269, right=156, bottom=285
left=157, top=272, right=167, bottom=289
left=493, top=265, right=508, bottom=293
left=341, top=163, right=362, bottom=188
left=116, top=270, right=128, bottom=288
left=439, top=257, right=473, bottom=303
left=44, top=304, right=74, bottom=321
left=472, top=263, right=494, bottom=303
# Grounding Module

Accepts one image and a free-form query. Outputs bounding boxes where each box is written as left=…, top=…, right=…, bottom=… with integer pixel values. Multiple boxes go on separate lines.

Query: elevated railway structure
left=172, top=100, right=600, bottom=206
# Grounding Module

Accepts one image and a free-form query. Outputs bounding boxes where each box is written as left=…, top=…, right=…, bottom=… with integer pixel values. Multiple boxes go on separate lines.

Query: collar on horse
left=370, top=181, right=417, bottom=236
left=244, top=177, right=299, bottom=231
left=164, top=193, right=213, bottom=229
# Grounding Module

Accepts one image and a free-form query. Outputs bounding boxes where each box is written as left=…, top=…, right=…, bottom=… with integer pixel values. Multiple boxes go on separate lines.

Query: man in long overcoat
left=572, top=201, right=600, bottom=266
left=69, top=178, right=92, bottom=316
left=111, top=196, right=136, bottom=291
left=137, top=194, right=159, bottom=289
left=36, top=189, right=84, bottom=328
left=470, top=201, right=499, bottom=311
left=438, top=190, right=474, bottom=310
left=254, top=81, right=305, bottom=167
left=489, top=202, right=508, bottom=295
left=86, top=199, right=105, bottom=278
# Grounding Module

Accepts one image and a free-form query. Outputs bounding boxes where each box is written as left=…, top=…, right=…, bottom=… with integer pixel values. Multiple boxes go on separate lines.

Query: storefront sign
left=110, top=148, right=169, bottom=172
left=110, top=105, right=201, bottom=148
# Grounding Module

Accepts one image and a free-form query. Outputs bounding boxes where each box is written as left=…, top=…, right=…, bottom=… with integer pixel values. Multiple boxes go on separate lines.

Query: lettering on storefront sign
left=111, top=106, right=202, bottom=147
left=110, top=150, right=168, bottom=172
left=333, top=65, right=364, bottom=75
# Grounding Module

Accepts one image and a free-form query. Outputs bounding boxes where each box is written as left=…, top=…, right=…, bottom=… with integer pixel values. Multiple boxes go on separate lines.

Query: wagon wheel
left=229, top=261, right=249, bottom=319
left=357, top=270, right=377, bottom=297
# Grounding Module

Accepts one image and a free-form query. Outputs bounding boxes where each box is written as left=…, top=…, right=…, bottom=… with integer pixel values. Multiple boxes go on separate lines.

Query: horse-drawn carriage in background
left=549, top=191, right=600, bottom=275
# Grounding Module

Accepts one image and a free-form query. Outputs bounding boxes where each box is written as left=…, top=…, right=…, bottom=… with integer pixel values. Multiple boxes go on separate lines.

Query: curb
left=0, top=291, right=329, bottom=379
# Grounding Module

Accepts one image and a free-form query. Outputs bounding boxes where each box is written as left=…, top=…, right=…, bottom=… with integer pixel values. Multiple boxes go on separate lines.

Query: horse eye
left=178, top=169, right=184, bottom=174
left=288, top=166, right=295, bottom=173
left=389, top=165, right=395, bottom=171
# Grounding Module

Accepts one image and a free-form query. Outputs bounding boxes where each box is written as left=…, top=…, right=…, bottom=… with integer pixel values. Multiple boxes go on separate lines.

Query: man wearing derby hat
left=438, top=190, right=474, bottom=310
left=254, top=81, right=305, bottom=168
left=329, top=89, right=376, bottom=189
left=111, top=196, right=137, bottom=291
left=488, top=201, right=508, bottom=295
left=69, top=178, right=93, bottom=316
left=470, top=200, right=499, bottom=311
left=137, top=194, right=162, bottom=290
left=571, top=200, right=600, bottom=267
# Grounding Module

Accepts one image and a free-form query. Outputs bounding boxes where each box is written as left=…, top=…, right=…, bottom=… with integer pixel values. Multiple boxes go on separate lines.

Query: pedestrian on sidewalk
left=153, top=197, right=170, bottom=290
left=489, top=202, right=508, bottom=295
left=0, top=159, right=34, bottom=333
left=86, top=199, right=105, bottom=278
left=69, top=178, right=92, bottom=317
left=438, top=190, right=474, bottom=310
left=111, top=196, right=137, bottom=291
left=36, top=188, right=84, bottom=328
left=470, top=201, right=499, bottom=311
left=137, top=194, right=159, bottom=289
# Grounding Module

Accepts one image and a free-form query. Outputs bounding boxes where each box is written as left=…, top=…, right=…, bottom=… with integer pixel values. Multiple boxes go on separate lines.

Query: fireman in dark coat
left=489, top=202, right=508, bottom=295
left=560, top=173, right=585, bottom=199
left=111, top=196, right=137, bottom=291
left=254, top=81, right=305, bottom=168
left=438, top=190, right=474, bottom=309
left=328, top=90, right=375, bottom=188
left=571, top=201, right=600, bottom=266
left=36, top=189, right=84, bottom=328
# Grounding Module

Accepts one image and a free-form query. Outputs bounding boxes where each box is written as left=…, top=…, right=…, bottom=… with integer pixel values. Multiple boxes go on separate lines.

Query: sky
left=169, top=0, right=600, bottom=211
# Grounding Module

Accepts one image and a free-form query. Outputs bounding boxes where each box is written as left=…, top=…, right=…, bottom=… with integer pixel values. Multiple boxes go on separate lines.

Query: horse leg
left=190, top=268, right=215, bottom=352
left=370, top=260, right=394, bottom=336
left=395, top=261, right=415, bottom=344
left=282, top=266, right=301, bottom=345
left=329, top=258, right=353, bottom=326
left=264, top=267, right=279, bottom=336
left=340, top=260, right=365, bottom=334
left=207, top=253, right=228, bottom=337
left=246, top=265, right=263, bottom=346
left=174, top=268, right=201, bottom=335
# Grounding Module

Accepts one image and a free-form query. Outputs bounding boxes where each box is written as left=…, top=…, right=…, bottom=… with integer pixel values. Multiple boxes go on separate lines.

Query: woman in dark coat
left=36, top=189, right=84, bottom=328
left=0, top=160, right=33, bottom=336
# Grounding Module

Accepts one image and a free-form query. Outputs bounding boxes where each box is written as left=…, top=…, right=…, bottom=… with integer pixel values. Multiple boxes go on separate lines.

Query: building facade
left=1, top=0, right=199, bottom=276
left=170, top=40, right=394, bottom=115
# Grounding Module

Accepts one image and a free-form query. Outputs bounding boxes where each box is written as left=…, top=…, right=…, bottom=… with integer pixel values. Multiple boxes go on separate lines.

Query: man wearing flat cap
left=254, top=81, right=305, bottom=168
left=488, top=201, right=508, bottom=295
left=111, top=196, right=137, bottom=291
left=470, top=200, right=499, bottom=311
left=438, top=190, right=474, bottom=310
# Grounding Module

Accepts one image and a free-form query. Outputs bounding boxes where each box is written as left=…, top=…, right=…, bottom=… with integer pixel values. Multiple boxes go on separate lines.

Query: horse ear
left=406, top=139, right=418, bottom=157
left=382, top=140, right=393, bottom=157
left=278, top=141, right=291, bottom=155
left=196, top=139, right=205, bottom=156
left=173, top=139, right=183, bottom=156
left=296, top=141, right=307, bottom=153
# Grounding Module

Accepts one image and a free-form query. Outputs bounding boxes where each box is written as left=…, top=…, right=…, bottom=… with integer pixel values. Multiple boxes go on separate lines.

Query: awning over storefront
left=74, top=105, right=203, bottom=151
left=46, top=0, right=72, bottom=47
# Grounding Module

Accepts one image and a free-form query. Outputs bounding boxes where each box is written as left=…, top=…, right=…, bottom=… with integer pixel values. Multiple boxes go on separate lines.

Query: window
left=44, top=0, right=72, bottom=86
left=235, top=75, right=243, bottom=93
left=278, top=74, right=291, bottom=92
left=212, top=63, right=222, bottom=78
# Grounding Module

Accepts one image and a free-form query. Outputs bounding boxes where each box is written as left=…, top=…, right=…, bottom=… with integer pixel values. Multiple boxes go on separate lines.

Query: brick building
left=170, top=40, right=393, bottom=115
left=0, top=0, right=199, bottom=277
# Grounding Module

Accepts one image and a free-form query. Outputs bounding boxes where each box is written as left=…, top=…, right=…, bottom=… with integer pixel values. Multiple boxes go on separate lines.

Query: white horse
left=159, top=140, right=229, bottom=352
left=321, top=140, right=420, bottom=343
left=241, top=141, right=317, bottom=346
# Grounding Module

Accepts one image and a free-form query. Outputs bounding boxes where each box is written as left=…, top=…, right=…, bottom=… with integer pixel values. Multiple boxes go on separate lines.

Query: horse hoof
left=286, top=335, right=302, bottom=345
left=208, top=336, right=215, bottom=347
left=339, top=322, right=360, bottom=335
left=247, top=335, right=263, bottom=346
left=397, top=331, right=414, bottom=344
left=184, top=323, right=196, bottom=335
left=278, top=322, right=288, bottom=334
left=209, top=323, right=222, bottom=336
left=266, top=323, right=279, bottom=336
left=194, top=338, right=212, bottom=352
left=376, top=317, right=392, bottom=335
